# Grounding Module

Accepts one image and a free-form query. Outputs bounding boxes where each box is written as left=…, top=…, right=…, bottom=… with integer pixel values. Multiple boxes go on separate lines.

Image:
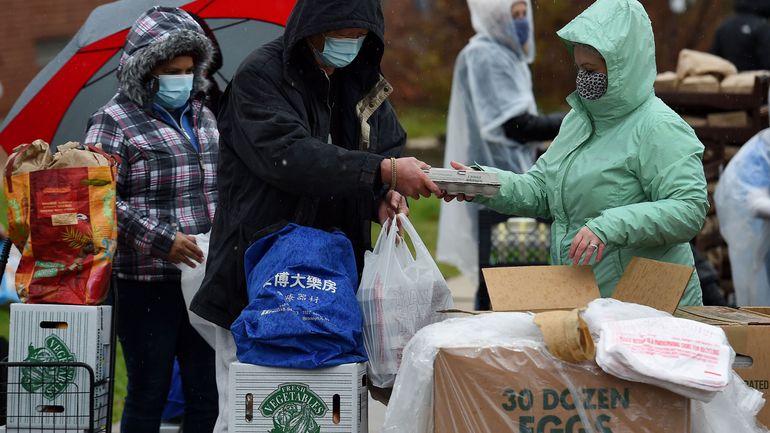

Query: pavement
left=111, top=275, right=475, bottom=433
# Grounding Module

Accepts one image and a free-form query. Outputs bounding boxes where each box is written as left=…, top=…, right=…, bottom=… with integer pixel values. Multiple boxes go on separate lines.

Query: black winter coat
left=712, top=0, right=770, bottom=71
left=191, top=0, right=406, bottom=328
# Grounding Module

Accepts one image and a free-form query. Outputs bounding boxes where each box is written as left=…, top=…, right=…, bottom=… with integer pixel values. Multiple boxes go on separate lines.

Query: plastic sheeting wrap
left=382, top=313, right=540, bottom=433
left=382, top=299, right=769, bottom=433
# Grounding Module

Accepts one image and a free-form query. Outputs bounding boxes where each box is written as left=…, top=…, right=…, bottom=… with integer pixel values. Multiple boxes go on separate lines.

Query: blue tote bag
left=231, top=223, right=368, bottom=368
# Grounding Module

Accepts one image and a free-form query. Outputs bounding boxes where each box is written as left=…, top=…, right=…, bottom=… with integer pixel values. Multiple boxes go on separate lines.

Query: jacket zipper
left=192, top=101, right=212, bottom=224
left=323, top=71, right=332, bottom=139
left=151, top=101, right=212, bottom=224
left=558, top=130, right=592, bottom=264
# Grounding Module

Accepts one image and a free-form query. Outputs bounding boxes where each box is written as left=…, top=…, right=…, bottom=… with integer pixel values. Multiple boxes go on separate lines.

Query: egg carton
left=424, top=168, right=501, bottom=197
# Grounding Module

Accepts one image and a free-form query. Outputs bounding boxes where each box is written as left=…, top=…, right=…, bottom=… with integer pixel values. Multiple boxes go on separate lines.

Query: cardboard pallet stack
left=655, top=50, right=770, bottom=300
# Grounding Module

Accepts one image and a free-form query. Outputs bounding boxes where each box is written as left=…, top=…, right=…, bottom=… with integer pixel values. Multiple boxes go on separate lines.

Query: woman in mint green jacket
left=445, top=0, right=708, bottom=306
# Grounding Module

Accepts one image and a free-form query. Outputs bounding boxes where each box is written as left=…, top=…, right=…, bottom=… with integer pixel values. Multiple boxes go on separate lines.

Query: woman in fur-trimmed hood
left=84, top=6, right=219, bottom=432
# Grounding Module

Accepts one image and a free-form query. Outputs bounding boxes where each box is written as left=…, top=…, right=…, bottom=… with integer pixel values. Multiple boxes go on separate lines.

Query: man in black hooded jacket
left=713, top=0, right=770, bottom=71
left=191, top=1, right=440, bottom=428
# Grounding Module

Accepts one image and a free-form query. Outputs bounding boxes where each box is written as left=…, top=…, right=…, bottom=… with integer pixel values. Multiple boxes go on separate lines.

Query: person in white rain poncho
left=437, top=0, right=564, bottom=298
left=715, top=107, right=770, bottom=306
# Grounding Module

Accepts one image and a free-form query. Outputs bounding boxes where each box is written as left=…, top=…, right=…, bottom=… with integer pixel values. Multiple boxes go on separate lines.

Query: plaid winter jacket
left=85, top=7, right=218, bottom=281
left=85, top=96, right=218, bottom=282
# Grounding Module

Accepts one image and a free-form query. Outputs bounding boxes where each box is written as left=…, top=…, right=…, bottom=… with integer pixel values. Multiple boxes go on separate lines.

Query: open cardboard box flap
left=675, top=306, right=770, bottom=326
left=481, top=257, right=693, bottom=314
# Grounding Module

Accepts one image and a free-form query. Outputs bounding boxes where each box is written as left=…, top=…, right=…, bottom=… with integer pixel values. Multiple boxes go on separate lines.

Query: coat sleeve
left=585, top=116, right=709, bottom=247
left=474, top=153, right=551, bottom=218
left=370, top=99, right=407, bottom=220
left=84, top=111, right=176, bottom=258
left=220, top=67, right=387, bottom=197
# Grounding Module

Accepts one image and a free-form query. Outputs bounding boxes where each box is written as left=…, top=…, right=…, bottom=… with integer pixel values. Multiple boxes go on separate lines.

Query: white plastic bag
left=0, top=244, right=21, bottom=304
left=581, top=298, right=670, bottom=340
left=358, top=213, right=453, bottom=387
left=175, top=231, right=216, bottom=348
left=692, top=372, right=770, bottom=433
left=596, top=316, right=734, bottom=402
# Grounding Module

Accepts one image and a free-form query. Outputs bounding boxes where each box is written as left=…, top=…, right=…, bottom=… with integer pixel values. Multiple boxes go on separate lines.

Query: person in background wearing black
left=712, top=0, right=770, bottom=71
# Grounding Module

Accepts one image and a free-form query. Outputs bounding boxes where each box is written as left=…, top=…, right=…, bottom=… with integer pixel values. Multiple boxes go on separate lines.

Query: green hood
left=557, top=0, right=657, bottom=125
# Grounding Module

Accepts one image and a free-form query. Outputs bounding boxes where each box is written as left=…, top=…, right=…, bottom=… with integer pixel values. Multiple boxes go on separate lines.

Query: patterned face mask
left=576, top=69, right=608, bottom=100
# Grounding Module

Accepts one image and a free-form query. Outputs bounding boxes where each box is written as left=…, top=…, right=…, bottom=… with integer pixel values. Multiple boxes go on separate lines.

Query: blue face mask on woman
left=315, top=36, right=366, bottom=68
left=509, top=18, right=530, bottom=45
left=155, top=74, right=193, bottom=110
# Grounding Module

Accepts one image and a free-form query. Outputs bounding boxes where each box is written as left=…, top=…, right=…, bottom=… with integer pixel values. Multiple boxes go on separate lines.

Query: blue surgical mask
left=315, top=36, right=365, bottom=68
left=155, top=74, right=193, bottom=109
left=511, top=18, right=530, bottom=45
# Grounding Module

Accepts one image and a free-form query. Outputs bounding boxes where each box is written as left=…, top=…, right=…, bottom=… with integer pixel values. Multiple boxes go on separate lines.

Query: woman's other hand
left=569, top=226, right=605, bottom=266
left=168, top=232, right=204, bottom=268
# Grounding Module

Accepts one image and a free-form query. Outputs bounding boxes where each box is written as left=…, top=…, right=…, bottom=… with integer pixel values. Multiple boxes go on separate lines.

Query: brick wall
left=0, top=0, right=111, bottom=121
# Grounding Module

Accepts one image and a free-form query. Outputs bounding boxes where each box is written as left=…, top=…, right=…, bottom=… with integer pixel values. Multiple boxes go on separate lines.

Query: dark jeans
left=117, top=279, right=217, bottom=433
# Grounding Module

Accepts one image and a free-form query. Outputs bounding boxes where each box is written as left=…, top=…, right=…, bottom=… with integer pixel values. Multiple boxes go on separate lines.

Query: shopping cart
left=0, top=271, right=118, bottom=432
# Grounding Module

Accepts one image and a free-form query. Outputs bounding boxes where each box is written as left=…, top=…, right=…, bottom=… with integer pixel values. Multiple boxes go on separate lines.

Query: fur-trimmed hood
left=117, top=6, right=214, bottom=107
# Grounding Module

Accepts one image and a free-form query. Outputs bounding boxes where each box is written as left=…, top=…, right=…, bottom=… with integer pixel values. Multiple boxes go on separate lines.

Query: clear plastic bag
left=357, top=213, right=453, bottom=388
left=692, top=372, right=770, bottom=433
left=596, top=316, right=734, bottom=402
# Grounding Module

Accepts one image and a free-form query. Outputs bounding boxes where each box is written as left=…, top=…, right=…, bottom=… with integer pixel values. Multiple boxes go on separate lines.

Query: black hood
left=282, top=0, right=385, bottom=82
left=735, top=0, right=770, bottom=18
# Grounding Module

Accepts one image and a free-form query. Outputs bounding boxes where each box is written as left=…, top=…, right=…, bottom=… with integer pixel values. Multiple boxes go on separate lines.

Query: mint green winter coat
left=476, top=0, right=708, bottom=306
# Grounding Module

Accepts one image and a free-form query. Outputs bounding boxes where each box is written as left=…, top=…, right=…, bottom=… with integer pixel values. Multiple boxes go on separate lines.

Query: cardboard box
left=229, top=361, right=368, bottom=433
left=481, top=257, right=693, bottom=314
left=7, top=304, right=111, bottom=430
left=655, top=71, right=679, bottom=92
left=675, top=306, right=770, bottom=427
left=432, top=258, right=695, bottom=432
left=679, top=75, right=721, bottom=93
left=721, top=71, right=770, bottom=94
left=707, top=110, right=749, bottom=128
left=434, top=346, right=691, bottom=433
left=682, top=115, right=708, bottom=128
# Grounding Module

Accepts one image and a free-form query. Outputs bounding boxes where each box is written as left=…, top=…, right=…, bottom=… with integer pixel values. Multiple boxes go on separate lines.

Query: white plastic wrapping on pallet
left=381, top=299, right=769, bottom=433
left=7, top=304, right=111, bottom=430
left=228, top=361, right=367, bottom=433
